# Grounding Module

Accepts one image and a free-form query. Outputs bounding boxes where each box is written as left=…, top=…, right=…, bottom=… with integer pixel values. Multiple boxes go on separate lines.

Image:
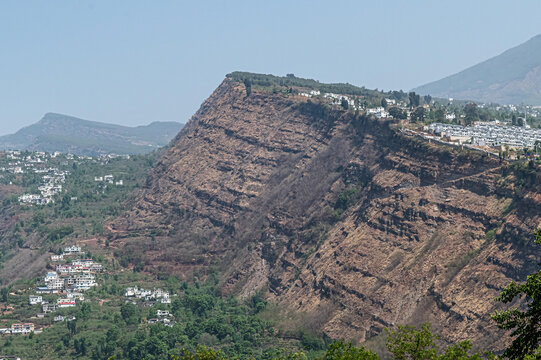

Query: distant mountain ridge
left=413, top=34, right=541, bottom=105
left=0, top=113, right=184, bottom=156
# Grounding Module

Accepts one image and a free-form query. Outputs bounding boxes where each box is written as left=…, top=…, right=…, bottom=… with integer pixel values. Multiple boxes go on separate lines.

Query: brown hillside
left=110, top=77, right=541, bottom=350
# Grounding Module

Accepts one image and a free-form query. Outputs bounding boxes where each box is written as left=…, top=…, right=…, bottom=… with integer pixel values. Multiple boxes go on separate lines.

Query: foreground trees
left=491, top=229, right=541, bottom=359
left=385, top=323, right=492, bottom=360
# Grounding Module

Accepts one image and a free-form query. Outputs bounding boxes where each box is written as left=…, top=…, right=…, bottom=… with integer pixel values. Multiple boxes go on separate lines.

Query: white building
left=42, top=303, right=58, bottom=313
left=63, top=246, right=82, bottom=255
left=57, top=298, right=76, bottom=308
left=51, top=254, right=64, bottom=262
left=28, top=295, right=43, bottom=305
left=10, top=323, right=34, bottom=334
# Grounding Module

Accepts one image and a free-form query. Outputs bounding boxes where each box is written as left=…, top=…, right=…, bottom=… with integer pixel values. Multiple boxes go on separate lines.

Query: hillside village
left=0, top=242, right=174, bottom=338
left=0, top=150, right=127, bottom=206
left=298, top=87, right=541, bottom=157
left=0, top=245, right=102, bottom=336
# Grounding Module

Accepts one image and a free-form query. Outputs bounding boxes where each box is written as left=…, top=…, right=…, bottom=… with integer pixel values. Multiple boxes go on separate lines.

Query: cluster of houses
left=0, top=323, right=37, bottom=335
left=124, top=286, right=171, bottom=304
left=299, top=91, right=416, bottom=118
left=1, top=151, right=48, bottom=174
left=300, top=90, right=359, bottom=109
left=0, top=150, right=69, bottom=205
left=0, top=149, right=129, bottom=205
left=0, top=150, right=72, bottom=205
left=18, top=168, right=68, bottom=205
left=94, top=174, right=123, bottom=186
left=365, top=106, right=390, bottom=118
left=28, top=245, right=102, bottom=316
left=495, top=103, right=540, bottom=119
left=147, top=309, right=175, bottom=327
left=0, top=244, right=102, bottom=339
left=428, top=122, right=541, bottom=149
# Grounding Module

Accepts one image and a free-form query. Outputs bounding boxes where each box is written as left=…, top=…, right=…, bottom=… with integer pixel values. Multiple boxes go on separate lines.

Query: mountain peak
left=0, top=113, right=184, bottom=156
left=41, top=112, right=81, bottom=120
left=413, top=34, right=541, bottom=104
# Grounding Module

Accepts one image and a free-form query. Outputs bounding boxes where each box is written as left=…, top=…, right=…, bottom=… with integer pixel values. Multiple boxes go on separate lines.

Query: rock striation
left=111, top=77, right=541, bottom=350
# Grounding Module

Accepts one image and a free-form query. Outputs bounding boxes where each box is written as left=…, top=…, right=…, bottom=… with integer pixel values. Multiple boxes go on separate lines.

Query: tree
left=61, top=194, right=70, bottom=209
left=389, top=107, right=407, bottom=120
left=423, top=95, right=432, bottom=105
left=411, top=107, right=426, bottom=123
left=67, top=319, right=77, bottom=336
left=341, top=98, right=349, bottom=110
left=74, top=337, right=87, bottom=355
left=243, top=79, right=252, bottom=97
left=386, top=323, right=438, bottom=360
left=0, top=288, right=8, bottom=303
left=178, top=345, right=229, bottom=360
left=434, top=109, right=445, bottom=123
left=409, top=92, right=420, bottom=108
left=491, top=229, right=541, bottom=359
left=301, top=331, right=325, bottom=350
left=323, top=340, right=380, bottom=360
left=439, top=341, right=490, bottom=360
left=463, top=103, right=479, bottom=125
left=182, top=293, right=215, bottom=315
left=381, top=98, right=388, bottom=109
left=120, top=302, right=138, bottom=324
left=79, top=301, right=92, bottom=320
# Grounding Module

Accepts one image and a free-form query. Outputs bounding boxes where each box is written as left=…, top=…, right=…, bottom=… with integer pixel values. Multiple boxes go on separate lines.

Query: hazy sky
left=1, top=1, right=541, bottom=135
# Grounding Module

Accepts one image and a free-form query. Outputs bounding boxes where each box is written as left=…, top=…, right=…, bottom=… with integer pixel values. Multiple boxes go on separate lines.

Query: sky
left=1, top=1, right=541, bottom=135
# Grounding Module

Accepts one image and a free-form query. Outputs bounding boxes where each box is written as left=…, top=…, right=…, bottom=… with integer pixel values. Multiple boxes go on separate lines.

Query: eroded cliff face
left=111, top=78, right=541, bottom=349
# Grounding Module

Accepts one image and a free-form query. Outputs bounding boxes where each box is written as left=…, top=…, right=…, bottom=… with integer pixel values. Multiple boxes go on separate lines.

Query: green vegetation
left=147, top=323, right=493, bottom=360
left=0, top=151, right=157, bottom=270
left=501, top=160, right=538, bottom=192
left=227, top=72, right=382, bottom=99
left=332, top=187, right=360, bottom=220
left=0, top=145, right=539, bottom=359
left=0, top=271, right=303, bottom=360
left=386, top=323, right=493, bottom=360
left=491, top=229, right=541, bottom=359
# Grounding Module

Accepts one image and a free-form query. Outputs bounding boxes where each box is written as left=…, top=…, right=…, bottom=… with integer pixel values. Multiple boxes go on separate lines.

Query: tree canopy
left=492, top=229, right=541, bottom=359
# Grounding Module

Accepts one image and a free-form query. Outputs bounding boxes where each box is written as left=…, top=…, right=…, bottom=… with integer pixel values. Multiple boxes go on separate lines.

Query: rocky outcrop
left=111, top=77, right=541, bottom=350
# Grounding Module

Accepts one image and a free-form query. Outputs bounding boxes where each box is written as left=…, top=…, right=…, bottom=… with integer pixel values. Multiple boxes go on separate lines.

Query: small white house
left=28, top=295, right=43, bottom=305
left=51, top=254, right=64, bottom=262
left=157, top=310, right=170, bottom=317
left=44, top=272, right=58, bottom=282
left=11, top=323, right=34, bottom=334
left=57, top=298, right=76, bottom=308
left=63, top=245, right=82, bottom=254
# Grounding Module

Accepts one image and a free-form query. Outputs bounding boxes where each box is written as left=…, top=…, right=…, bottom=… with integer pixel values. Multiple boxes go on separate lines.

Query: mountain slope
left=413, top=34, right=541, bottom=104
left=110, top=76, right=541, bottom=350
left=0, top=113, right=184, bottom=155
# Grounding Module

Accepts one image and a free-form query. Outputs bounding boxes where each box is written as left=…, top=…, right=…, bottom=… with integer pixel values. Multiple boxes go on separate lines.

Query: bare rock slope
left=111, top=77, right=541, bottom=349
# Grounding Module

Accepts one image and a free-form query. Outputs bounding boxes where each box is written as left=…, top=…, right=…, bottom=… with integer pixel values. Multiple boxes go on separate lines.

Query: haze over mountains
left=413, top=34, right=541, bottom=105
left=0, top=113, right=184, bottom=156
